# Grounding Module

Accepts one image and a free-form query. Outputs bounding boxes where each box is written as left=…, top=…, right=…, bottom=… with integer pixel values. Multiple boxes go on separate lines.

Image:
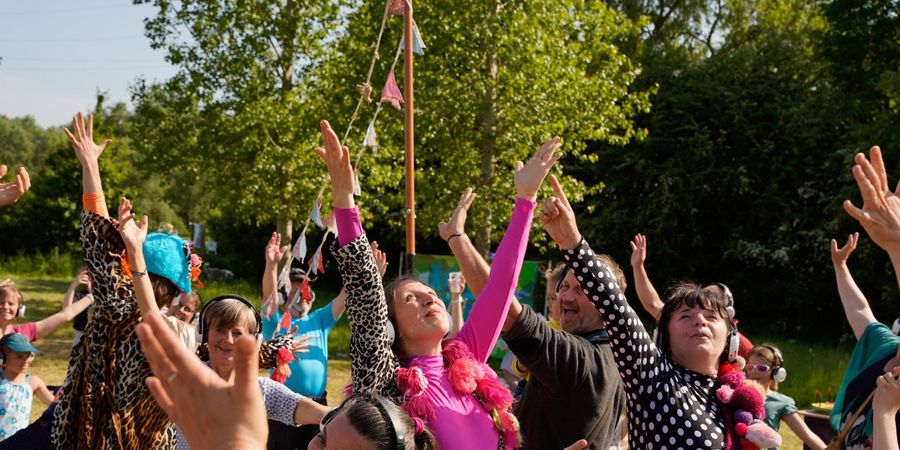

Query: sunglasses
left=746, top=364, right=771, bottom=373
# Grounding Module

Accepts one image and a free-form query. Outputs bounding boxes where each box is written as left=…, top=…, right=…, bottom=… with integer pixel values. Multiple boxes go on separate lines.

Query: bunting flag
left=399, top=19, right=426, bottom=55
left=311, top=198, right=325, bottom=229
left=300, top=278, right=312, bottom=303
left=323, top=212, right=337, bottom=236
left=316, top=250, right=325, bottom=274
left=292, top=233, right=307, bottom=262
left=353, top=171, right=362, bottom=197
left=388, top=0, right=405, bottom=16
left=277, top=307, right=292, bottom=332
left=355, top=82, right=374, bottom=104
left=309, top=249, right=322, bottom=275
left=381, top=70, right=404, bottom=110
left=363, top=121, right=378, bottom=148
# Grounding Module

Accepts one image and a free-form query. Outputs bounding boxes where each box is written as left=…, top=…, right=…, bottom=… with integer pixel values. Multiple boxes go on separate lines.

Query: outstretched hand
left=539, top=175, right=582, bottom=250
left=630, top=233, right=647, bottom=268
left=438, top=188, right=476, bottom=241
left=137, top=311, right=267, bottom=450
left=371, top=241, right=389, bottom=277
left=514, top=136, right=563, bottom=202
left=843, top=146, right=900, bottom=257
left=117, top=198, right=148, bottom=251
left=64, top=112, right=111, bottom=166
left=265, top=232, right=290, bottom=268
left=313, top=120, right=355, bottom=209
left=830, top=232, right=859, bottom=268
left=874, top=367, right=900, bottom=414
left=291, top=334, right=313, bottom=357
left=0, top=165, right=31, bottom=207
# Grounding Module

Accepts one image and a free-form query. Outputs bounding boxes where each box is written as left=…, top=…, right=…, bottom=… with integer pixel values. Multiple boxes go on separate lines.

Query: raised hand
left=539, top=175, right=582, bottom=250
left=76, top=267, right=92, bottom=292
left=371, top=241, right=389, bottom=277
left=265, top=232, right=289, bottom=268
left=630, top=233, right=647, bottom=268
left=312, top=120, right=355, bottom=209
left=843, top=146, right=900, bottom=256
left=291, top=334, right=313, bottom=357
left=64, top=112, right=111, bottom=166
left=830, top=232, right=859, bottom=268
left=0, top=166, right=31, bottom=207
left=117, top=198, right=148, bottom=251
left=874, top=367, right=900, bottom=414
left=448, top=272, right=466, bottom=296
left=514, top=136, right=563, bottom=202
left=136, top=311, right=267, bottom=450
left=438, top=188, right=476, bottom=241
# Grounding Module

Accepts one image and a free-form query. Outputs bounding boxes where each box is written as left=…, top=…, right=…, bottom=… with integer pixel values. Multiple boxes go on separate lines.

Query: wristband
left=131, top=269, right=148, bottom=278
left=446, top=233, right=465, bottom=243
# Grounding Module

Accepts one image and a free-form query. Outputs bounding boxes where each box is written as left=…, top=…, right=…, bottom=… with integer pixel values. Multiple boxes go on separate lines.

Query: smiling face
left=202, top=298, right=259, bottom=375
left=557, top=271, right=605, bottom=334
left=387, top=279, right=449, bottom=354
left=168, top=293, right=200, bottom=324
left=1, top=348, right=34, bottom=376
left=0, top=287, right=21, bottom=325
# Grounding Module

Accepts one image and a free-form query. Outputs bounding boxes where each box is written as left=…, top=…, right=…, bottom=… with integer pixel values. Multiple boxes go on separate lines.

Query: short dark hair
left=656, top=282, right=735, bottom=360
left=150, top=274, right=180, bottom=309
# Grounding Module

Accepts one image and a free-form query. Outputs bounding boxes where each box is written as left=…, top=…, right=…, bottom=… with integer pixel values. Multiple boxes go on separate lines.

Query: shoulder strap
left=586, top=399, right=614, bottom=445
left=834, top=389, right=877, bottom=443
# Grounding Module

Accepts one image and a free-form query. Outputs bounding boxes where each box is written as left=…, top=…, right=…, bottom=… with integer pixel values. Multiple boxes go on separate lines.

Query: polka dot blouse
left=563, top=239, right=729, bottom=450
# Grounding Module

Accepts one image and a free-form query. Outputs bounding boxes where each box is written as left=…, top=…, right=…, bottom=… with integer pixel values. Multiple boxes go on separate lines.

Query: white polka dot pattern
left=563, top=239, right=728, bottom=449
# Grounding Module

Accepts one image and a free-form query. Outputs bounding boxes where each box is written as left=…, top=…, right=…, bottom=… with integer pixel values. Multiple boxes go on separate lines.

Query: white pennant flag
left=363, top=121, right=378, bottom=148
left=311, top=198, right=324, bottom=229
left=399, top=19, right=426, bottom=55
left=310, top=249, right=321, bottom=275
left=292, top=233, right=307, bottom=262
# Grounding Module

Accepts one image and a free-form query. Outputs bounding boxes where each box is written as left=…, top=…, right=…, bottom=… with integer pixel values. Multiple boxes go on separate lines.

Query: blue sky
left=0, top=1, right=177, bottom=127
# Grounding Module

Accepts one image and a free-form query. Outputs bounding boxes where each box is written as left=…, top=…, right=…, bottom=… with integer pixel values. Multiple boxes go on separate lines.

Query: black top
left=505, top=305, right=625, bottom=449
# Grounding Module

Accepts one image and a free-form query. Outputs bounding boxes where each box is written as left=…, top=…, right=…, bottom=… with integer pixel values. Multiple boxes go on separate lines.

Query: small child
left=0, top=333, right=53, bottom=441
left=746, top=344, right=827, bottom=450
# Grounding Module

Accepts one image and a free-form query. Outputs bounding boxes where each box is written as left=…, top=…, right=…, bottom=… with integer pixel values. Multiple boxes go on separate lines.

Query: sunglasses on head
left=746, top=364, right=771, bottom=373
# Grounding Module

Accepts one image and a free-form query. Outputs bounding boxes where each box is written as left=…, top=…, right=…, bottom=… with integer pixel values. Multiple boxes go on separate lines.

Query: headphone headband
left=371, top=394, right=408, bottom=450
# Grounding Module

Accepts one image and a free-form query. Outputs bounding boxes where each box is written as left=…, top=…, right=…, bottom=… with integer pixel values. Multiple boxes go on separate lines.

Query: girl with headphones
left=746, top=344, right=827, bottom=449
left=0, top=279, right=93, bottom=343
left=316, top=119, right=560, bottom=450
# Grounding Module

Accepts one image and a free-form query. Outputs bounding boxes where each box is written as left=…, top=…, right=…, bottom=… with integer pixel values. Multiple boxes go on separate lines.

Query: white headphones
left=716, top=283, right=741, bottom=362
left=761, top=344, right=787, bottom=383
left=892, top=317, right=900, bottom=335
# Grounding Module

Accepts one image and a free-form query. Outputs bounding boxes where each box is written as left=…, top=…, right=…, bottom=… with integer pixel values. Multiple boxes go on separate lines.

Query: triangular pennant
left=277, top=310, right=292, bottom=333
left=311, top=198, right=324, bottom=229
left=309, top=249, right=322, bottom=275
left=316, top=250, right=325, bottom=274
left=381, top=70, right=404, bottom=110
left=300, top=278, right=312, bottom=303
left=353, top=171, right=362, bottom=197
left=363, top=121, right=378, bottom=147
left=292, top=233, right=307, bottom=262
left=399, top=19, right=426, bottom=55
left=388, top=0, right=405, bottom=16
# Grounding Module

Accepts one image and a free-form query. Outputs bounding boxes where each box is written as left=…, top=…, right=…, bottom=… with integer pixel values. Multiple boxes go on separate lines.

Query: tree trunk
left=277, top=217, right=293, bottom=248
left=475, top=0, right=500, bottom=258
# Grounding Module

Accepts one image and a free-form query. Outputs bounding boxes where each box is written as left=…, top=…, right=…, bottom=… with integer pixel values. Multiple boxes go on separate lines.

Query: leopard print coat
left=52, top=211, right=175, bottom=449
left=331, top=235, right=402, bottom=401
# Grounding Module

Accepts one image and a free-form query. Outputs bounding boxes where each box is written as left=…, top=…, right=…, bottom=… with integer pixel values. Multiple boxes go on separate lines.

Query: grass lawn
left=4, top=272, right=849, bottom=449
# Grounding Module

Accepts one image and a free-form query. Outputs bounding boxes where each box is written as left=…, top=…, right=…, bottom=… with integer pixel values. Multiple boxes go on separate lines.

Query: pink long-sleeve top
left=336, top=198, right=535, bottom=450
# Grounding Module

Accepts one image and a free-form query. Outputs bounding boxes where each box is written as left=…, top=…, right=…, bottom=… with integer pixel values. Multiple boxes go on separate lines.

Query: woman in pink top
left=314, top=119, right=561, bottom=450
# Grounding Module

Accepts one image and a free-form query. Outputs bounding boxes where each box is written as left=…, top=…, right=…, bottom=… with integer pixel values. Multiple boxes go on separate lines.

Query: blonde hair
left=0, top=285, right=23, bottom=307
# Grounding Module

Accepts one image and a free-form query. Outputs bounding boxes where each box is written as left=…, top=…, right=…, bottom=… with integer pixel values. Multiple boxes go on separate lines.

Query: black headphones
left=197, top=294, right=263, bottom=347
left=760, top=343, right=787, bottom=383
left=321, top=394, right=408, bottom=450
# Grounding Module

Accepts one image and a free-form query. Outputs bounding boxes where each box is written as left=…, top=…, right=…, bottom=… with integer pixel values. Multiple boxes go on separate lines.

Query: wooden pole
left=403, top=0, right=416, bottom=275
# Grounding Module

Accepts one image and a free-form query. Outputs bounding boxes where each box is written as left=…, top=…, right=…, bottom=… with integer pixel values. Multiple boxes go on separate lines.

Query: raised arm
left=629, top=233, right=664, bottom=319
left=830, top=232, right=876, bottom=340
left=440, top=189, right=523, bottom=333
left=540, top=175, right=659, bottom=389
left=453, top=137, right=562, bottom=361
left=65, top=112, right=112, bottom=218
left=262, top=232, right=289, bottom=318
left=329, top=241, right=386, bottom=321
left=61, top=267, right=91, bottom=311
left=30, top=374, right=55, bottom=405
left=116, top=198, right=163, bottom=320
left=0, top=165, right=31, bottom=208
left=32, top=294, right=94, bottom=340
left=315, top=120, right=398, bottom=397
left=873, top=368, right=900, bottom=450
left=448, top=272, right=467, bottom=336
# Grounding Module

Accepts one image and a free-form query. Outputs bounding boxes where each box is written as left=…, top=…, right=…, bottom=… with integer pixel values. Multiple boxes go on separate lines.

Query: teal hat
left=143, top=233, right=193, bottom=294
left=0, top=333, right=37, bottom=353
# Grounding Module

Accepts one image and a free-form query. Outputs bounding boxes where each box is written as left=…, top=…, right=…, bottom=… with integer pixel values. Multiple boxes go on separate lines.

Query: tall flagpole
left=403, top=0, right=416, bottom=275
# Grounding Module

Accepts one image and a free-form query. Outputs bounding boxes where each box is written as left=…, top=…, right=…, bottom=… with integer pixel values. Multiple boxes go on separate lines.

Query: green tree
left=133, top=0, right=344, bottom=239
left=319, top=0, right=651, bottom=255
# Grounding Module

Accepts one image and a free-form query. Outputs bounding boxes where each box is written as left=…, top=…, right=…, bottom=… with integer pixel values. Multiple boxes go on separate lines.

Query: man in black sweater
left=438, top=189, right=626, bottom=450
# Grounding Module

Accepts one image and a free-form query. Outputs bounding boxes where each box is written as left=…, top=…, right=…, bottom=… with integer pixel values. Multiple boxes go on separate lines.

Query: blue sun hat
left=0, top=333, right=37, bottom=354
left=143, top=233, right=194, bottom=294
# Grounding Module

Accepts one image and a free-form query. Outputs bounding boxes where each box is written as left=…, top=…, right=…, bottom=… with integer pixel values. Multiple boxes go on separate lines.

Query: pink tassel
left=477, top=376, right=514, bottom=411
left=500, top=411, right=521, bottom=450
left=271, top=347, right=294, bottom=384
left=404, top=390, right=436, bottom=420
left=442, top=339, right=475, bottom=363
left=343, top=383, right=354, bottom=398
left=448, top=358, right=483, bottom=394
left=381, top=70, right=404, bottom=110
left=396, top=366, right=428, bottom=395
